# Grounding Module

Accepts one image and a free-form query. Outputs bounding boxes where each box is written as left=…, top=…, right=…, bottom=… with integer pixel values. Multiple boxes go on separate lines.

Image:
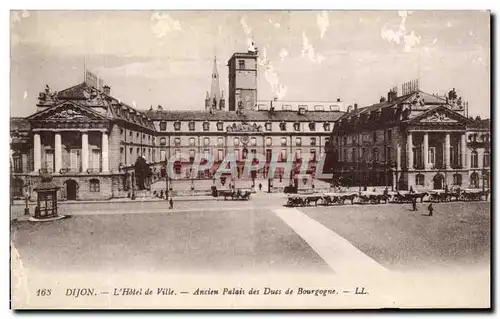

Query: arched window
left=453, top=173, right=462, bottom=186
left=471, top=150, right=478, bottom=168
left=416, top=174, right=425, bottom=186
left=483, top=151, right=490, bottom=168
left=89, top=179, right=100, bottom=192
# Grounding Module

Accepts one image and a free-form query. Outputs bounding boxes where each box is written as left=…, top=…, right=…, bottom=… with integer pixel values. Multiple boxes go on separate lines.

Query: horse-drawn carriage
left=460, top=189, right=489, bottom=201
left=285, top=194, right=323, bottom=207
left=357, top=191, right=391, bottom=204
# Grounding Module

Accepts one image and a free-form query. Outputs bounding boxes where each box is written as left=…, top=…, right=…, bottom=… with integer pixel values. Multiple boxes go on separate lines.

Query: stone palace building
left=326, top=84, right=491, bottom=191
left=10, top=47, right=345, bottom=201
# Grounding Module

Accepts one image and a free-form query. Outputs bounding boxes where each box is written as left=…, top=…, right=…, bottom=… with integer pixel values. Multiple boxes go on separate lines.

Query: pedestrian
left=409, top=186, right=415, bottom=194
left=258, top=183, right=262, bottom=191
left=412, top=196, right=417, bottom=211
left=427, top=203, right=434, bottom=216
left=169, top=197, right=174, bottom=209
left=160, top=189, right=164, bottom=199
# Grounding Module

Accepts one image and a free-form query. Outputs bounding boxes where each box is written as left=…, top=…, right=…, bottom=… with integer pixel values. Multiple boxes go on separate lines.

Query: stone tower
left=227, top=45, right=258, bottom=112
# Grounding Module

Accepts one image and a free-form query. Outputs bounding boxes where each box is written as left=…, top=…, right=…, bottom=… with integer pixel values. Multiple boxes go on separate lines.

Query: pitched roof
left=145, top=110, right=345, bottom=122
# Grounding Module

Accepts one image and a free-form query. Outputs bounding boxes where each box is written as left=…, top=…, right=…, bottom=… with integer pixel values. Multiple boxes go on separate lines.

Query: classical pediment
left=28, top=101, right=109, bottom=122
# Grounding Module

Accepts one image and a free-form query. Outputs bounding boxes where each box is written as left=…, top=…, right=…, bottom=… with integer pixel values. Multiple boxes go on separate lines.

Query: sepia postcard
left=9, top=10, right=491, bottom=309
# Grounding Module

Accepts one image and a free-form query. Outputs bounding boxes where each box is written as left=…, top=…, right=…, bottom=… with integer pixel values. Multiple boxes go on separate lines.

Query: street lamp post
left=165, top=160, right=169, bottom=200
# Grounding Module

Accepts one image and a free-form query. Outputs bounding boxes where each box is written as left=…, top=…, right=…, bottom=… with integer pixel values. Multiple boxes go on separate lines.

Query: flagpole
left=83, top=56, right=86, bottom=83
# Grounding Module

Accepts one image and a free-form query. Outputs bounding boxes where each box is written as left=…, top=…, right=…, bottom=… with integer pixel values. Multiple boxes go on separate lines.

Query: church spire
left=209, top=56, right=221, bottom=110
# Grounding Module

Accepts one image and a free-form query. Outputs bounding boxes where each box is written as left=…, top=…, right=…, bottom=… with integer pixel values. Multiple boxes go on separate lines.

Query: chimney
left=336, top=98, right=341, bottom=102
left=103, top=85, right=111, bottom=95
left=157, top=105, right=163, bottom=111
left=354, top=103, right=358, bottom=111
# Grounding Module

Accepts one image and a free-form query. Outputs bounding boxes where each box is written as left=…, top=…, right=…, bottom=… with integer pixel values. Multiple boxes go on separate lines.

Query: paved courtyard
left=10, top=198, right=490, bottom=275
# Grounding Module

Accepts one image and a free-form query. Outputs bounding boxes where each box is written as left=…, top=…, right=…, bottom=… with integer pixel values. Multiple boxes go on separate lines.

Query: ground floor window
left=453, top=173, right=462, bottom=186
left=415, top=174, right=425, bottom=186
left=470, top=172, right=479, bottom=188
left=89, top=179, right=100, bottom=192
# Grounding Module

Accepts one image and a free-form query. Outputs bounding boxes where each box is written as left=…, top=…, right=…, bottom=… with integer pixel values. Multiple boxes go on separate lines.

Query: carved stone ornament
left=47, top=108, right=89, bottom=120
left=421, top=111, right=457, bottom=123
left=226, top=121, right=263, bottom=133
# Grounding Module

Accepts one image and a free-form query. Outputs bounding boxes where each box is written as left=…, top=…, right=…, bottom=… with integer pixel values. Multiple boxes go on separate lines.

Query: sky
left=10, top=10, right=490, bottom=118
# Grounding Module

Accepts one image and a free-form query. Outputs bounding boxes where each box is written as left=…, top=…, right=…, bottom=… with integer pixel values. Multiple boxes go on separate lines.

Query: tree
left=134, top=156, right=151, bottom=190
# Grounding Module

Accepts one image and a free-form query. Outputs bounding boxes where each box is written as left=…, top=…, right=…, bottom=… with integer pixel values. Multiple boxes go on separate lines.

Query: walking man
left=169, top=197, right=174, bottom=209
left=411, top=196, right=418, bottom=211
left=258, top=183, right=262, bottom=191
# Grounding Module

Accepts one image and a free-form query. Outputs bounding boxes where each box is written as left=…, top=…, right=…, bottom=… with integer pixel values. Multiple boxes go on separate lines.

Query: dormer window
left=279, top=122, right=287, bottom=131
left=282, top=104, right=292, bottom=111
left=188, top=121, right=195, bottom=131
left=216, top=121, right=223, bottom=131
left=323, top=122, right=331, bottom=131
left=298, top=106, right=306, bottom=114
left=203, top=121, right=210, bottom=131
left=238, top=60, right=245, bottom=69
left=265, top=122, right=272, bottom=131
left=314, top=105, right=324, bottom=111
left=293, top=122, right=300, bottom=131
left=174, top=121, right=181, bottom=131
left=308, top=122, right=316, bottom=131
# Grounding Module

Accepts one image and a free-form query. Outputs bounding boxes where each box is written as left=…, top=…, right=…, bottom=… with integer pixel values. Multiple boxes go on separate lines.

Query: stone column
left=407, top=132, right=413, bottom=169
left=81, top=132, right=89, bottom=172
left=461, top=133, right=467, bottom=168
left=33, top=133, right=41, bottom=172
left=54, top=132, right=62, bottom=173
left=445, top=133, right=451, bottom=169
left=423, top=132, right=430, bottom=169
left=102, top=132, right=109, bottom=172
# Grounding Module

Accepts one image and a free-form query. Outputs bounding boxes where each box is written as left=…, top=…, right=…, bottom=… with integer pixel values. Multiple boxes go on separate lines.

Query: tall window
left=280, top=149, right=287, bottom=162
left=159, top=121, right=167, bottom=131
left=295, top=149, right=302, bottom=160
left=266, top=149, right=272, bottom=162
left=453, top=173, right=462, bottom=186
left=91, top=149, right=101, bottom=171
left=266, top=137, right=272, bottom=146
left=174, top=121, right=181, bottom=131
left=174, top=138, right=181, bottom=146
left=189, top=150, right=195, bottom=162
left=250, top=137, right=257, bottom=146
left=233, top=137, right=239, bottom=146
left=372, top=131, right=377, bottom=142
left=352, top=148, right=357, bottom=162
left=429, top=147, right=436, bottom=166
left=238, top=60, right=245, bottom=69
left=217, top=137, right=224, bottom=146
left=160, top=150, right=166, bottom=161
left=311, top=149, right=317, bottom=161
left=89, top=179, right=100, bottom=192
left=12, top=154, right=22, bottom=173
left=189, top=137, right=195, bottom=146
left=203, top=122, right=210, bottom=131
left=204, top=137, right=210, bottom=146
left=471, top=150, right=478, bottom=168
left=217, top=122, right=223, bottom=131
left=234, top=149, right=240, bottom=161
left=310, top=137, right=317, bottom=146
left=45, top=150, right=54, bottom=172
left=188, top=121, right=195, bottom=131
left=387, top=129, right=392, bottom=143
left=217, top=149, right=224, bottom=162
left=372, top=147, right=379, bottom=162
left=483, top=151, right=490, bottom=168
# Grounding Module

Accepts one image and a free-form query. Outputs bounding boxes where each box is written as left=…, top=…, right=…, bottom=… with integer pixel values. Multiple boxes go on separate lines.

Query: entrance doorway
left=433, top=174, right=444, bottom=190
left=65, top=179, right=78, bottom=200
